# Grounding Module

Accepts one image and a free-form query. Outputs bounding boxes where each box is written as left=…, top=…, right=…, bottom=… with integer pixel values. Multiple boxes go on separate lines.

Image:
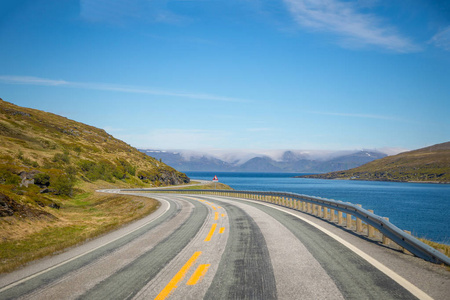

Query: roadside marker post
left=212, top=175, right=218, bottom=190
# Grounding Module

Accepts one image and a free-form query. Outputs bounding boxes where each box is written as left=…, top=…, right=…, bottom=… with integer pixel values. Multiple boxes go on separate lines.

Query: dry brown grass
left=418, top=238, right=450, bottom=258
left=0, top=191, right=159, bottom=273
left=175, top=182, right=234, bottom=190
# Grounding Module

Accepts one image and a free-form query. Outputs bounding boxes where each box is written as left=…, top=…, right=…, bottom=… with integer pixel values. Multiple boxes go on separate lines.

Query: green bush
left=0, top=169, right=21, bottom=185
left=78, top=159, right=114, bottom=182
left=34, top=173, right=50, bottom=187
left=52, top=175, right=74, bottom=196
left=116, top=158, right=136, bottom=176
left=52, top=150, right=70, bottom=164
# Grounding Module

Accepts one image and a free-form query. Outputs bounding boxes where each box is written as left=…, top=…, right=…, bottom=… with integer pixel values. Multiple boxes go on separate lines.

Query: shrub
left=52, top=150, right=70, bottom=164
left=78, top=159, right=114, bottom=182
left=52, top=175, right=74, bottom=196
left=34, top=173, right=50, bottom=187
left=116, top=158, right=136, bottom=176
left=0, top=169, right=21, bottom=185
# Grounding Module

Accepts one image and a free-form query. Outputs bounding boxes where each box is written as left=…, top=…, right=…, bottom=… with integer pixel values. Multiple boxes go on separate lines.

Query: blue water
left=186, top=171, right=450, bottom=245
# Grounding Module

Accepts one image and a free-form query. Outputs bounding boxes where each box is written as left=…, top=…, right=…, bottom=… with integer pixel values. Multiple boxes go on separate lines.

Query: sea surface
left=186, top=171, right=450, bottom=245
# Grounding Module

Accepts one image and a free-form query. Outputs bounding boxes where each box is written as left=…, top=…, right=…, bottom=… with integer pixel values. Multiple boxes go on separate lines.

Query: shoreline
left=296, top=175, right=450, bottom=185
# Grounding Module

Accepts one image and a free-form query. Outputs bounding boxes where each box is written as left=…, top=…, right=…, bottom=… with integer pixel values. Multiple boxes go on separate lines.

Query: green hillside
left=0, top=98, right=189, bottom=209
left=302, top=142, right=450, bottom=183
left=0, top=99, right=192, bottom=272
left=0, top=98, right=188, bottom=185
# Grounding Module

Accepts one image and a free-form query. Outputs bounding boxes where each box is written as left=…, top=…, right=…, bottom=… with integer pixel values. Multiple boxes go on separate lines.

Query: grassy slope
left=303, top=142, right=450, bottom=183
left=176, top=182, right=234, bottom=190
left=0, top=99, right=190, bottom=272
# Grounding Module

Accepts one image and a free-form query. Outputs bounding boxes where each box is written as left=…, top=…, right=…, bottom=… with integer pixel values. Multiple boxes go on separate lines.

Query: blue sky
left=1, top=0, right=449, bottom=152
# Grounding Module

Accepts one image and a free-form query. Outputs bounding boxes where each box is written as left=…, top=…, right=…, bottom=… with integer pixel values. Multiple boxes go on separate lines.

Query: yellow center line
left=214, top=212, right=219, bottom=220
left=154, top=251, right=202, bottom=300
left=219, top=227, right=225, bottom=234
left=186, top=264, right=211, bottom=286
left=204, top=223, right=217, bottom=242
left=211, top=206, right=216, bottom=210
left=221, top=213, right=225, bottom=218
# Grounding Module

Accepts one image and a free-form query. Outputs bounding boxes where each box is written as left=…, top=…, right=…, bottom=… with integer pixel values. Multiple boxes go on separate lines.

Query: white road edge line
left=0, top=196, right=171, bottom=293
left=214, top=196, right=433, bottom=300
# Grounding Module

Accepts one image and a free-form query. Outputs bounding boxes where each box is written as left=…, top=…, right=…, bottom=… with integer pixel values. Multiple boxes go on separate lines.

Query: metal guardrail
left=121, top=188, right=450, bottom=266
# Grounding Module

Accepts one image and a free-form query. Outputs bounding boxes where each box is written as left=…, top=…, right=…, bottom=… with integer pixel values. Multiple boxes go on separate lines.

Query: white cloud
left=0, top=75, right=249, bottom=103
left=0, top=75, right=68, bottom=86
left=283, top=0, right=419, bottom=52
left=429, top=26, right=450, bottom=51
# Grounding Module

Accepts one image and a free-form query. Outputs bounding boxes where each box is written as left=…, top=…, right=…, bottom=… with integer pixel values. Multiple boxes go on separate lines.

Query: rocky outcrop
left=0, top=193, right=54, bottom=218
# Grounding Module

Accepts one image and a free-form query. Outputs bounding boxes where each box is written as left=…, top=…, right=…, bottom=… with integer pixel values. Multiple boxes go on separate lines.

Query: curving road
left=1, top=192, right=449, bottom=299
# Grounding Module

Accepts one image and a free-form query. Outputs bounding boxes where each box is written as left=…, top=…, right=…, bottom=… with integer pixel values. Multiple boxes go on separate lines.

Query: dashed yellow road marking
left=211, top=206, right=216, bottom=210
left=214, top=212, right=219, bottom=220
left=186, top=264, right=210, bottom=286
left=204, top=223, right=217, bottom=242
left=219, top=227, right=225, bottom=234
left=155, top=251, right=202, bottom=300
left=221, top=213, right=225, bottom=218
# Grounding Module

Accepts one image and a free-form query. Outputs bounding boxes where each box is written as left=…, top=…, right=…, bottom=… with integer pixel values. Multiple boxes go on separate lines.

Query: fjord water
left=186, top=172, right=450, bottom=245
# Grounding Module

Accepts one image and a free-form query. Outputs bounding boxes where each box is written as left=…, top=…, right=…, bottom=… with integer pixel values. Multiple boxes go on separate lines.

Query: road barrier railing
left=121, top=188, right=450, bottom=266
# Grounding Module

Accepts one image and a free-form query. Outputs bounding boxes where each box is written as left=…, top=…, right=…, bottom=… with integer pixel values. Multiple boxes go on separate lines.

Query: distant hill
left=140, top=149, right=387, bottom=173
left=0, top=99, right=189, bottom=214
left=301, top=142, right=450, bottom=183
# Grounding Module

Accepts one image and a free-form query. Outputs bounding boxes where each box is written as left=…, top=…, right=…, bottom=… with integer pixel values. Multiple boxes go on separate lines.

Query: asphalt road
left=1, top=192, right=449, bottom=300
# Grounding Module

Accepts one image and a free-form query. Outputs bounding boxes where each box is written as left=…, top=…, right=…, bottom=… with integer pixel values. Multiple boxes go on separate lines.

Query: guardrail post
left=318, top=205, right=323, bottom=217
left=368, top=210, right=375, bottom=238
left=402, top=231, right=413, bottom=254
left=382, top=217, right=391, bottom=245
left=330, top=209, right=335, bottom=222
left=346, top=213, right=352, bottom=229
left=356, top=204, right=363, bottom=233
left=324, top=207, right=329, bottom=219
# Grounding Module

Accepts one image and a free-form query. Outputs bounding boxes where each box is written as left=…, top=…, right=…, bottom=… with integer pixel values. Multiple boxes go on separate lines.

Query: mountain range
left=139, top=149, right=388, bottom=173
left=301, top=141, right=450, bottom=183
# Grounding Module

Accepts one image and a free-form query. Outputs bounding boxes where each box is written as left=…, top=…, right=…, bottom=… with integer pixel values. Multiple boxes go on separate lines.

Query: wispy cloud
left=0, top=75, right=249, bottom=103
left=429, top=26, right=450, bottom=51
left=308, top=111, right=398, bottom=121
left=283, top=0, right=419, bottom=52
